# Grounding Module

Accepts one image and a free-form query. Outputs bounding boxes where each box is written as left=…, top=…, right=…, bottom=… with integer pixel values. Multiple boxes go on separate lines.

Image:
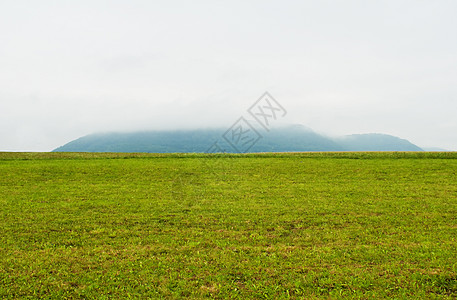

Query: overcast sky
left=1, top=0, right=456, bottom=151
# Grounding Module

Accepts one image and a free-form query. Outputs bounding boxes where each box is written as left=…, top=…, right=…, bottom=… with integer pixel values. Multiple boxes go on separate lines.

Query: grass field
left=1, top=152, right=457, bottom=299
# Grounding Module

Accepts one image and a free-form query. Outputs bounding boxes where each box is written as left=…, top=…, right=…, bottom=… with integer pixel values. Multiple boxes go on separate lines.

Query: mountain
left=334, top=133, right=423, bottom=152
left=421, top=147, right=450, bottom=152
left=53, top=125, right=423, bottom=153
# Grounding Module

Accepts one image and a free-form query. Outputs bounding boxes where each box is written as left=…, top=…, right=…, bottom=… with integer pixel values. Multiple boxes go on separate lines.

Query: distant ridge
left=53, top=125, right=423, bottom=153
left=421, top=147, right=450, bottom=152
left=334, top=133, right=423, bottom=152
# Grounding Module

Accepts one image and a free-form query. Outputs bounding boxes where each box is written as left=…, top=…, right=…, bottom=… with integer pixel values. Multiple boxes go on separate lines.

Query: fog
left=1, top=0, right=456, bottom=151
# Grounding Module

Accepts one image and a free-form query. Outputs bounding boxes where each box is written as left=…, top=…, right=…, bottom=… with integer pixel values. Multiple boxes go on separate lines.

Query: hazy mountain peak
left=53, top=126, right=423, bottom=153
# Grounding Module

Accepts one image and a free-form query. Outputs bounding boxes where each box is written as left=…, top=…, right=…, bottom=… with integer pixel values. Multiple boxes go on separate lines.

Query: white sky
left=1, top=0, right=456, bottom=151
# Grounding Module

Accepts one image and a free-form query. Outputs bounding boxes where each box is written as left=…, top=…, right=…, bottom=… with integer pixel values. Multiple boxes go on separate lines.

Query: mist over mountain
left=334, top=134, right=423, bottom=152
left=421, top=147, right=450, bottom=152
left=53, top=125, right=423, bottom=153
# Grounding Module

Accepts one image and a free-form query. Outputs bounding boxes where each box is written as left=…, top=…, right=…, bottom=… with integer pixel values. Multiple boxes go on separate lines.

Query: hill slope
left=335, top=133, right=423, bottom=151
left=53, top=125, right=423, bottom=152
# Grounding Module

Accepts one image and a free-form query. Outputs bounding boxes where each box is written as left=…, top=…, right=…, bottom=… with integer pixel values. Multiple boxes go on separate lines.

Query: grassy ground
left=0, top=152, right=457, bottom=299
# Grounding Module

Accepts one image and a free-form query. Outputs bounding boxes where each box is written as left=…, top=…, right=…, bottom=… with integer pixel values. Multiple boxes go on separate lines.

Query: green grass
left=1, top=152, right=457, bottom=299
